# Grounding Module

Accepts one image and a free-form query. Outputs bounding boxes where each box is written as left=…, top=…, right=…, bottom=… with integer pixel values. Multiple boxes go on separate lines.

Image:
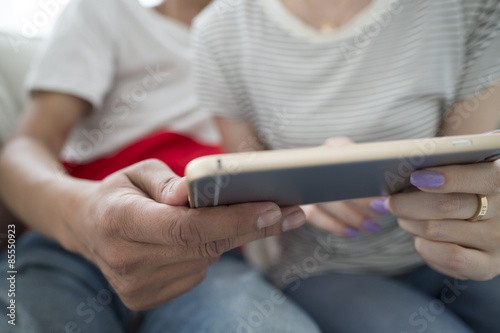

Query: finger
left=121, top=197, right=303, bottom=246
left=319, top=201, right=381, bottom=234
left=165, top=177, right=189, bottom=206
left=398, top=218, right=497, bottom=251
left=388, top=191, right=492, bottom=221
left=191, top=206, right=306, bottom=258
left=127, top=207, right=305, bottom=269
left=303, top=205, right=360, bottom=237
left=413, top=237, right=494, bottom=281
left=351, top=197, right=389, bottom=216
left=409, top=160, right=500, bottom=195
left=122, top=159, right=187, bottom=205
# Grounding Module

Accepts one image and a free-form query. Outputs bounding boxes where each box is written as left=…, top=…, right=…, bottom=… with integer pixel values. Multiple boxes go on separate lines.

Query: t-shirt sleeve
left=25, top=0, right=116, bottom=109
left=456, top=0, right=500, bottom=101
left=191, top=7, right=249, bottom=120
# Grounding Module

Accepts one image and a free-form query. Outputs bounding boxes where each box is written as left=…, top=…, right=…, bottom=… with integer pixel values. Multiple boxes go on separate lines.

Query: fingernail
left=370, top=198, right=390, bottom=215
left=410, top=171, right=444, bottom=189
left=363, top=219, right=382, bottom=233
left=383, top=198, right=391, bottom=212
left=282, top=210, right=306, bottom=232
left=345, top=227, right=360, bottom=238
left=257, top=208, right=282, bottom=229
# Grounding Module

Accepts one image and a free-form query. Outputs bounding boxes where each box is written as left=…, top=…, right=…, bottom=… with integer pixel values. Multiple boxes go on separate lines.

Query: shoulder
left=57, top=0, right=124, bottom=27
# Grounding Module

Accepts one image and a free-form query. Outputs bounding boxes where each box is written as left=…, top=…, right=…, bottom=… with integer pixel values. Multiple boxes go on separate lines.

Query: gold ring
left=467, top=194, right=488, bottom=222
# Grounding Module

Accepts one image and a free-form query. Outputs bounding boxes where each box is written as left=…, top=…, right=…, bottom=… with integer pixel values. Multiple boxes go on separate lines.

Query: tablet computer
left=185, top=134, right=500, bottom=208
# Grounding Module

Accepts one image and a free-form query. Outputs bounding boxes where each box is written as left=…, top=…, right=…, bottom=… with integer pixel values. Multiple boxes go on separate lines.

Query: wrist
left=49, top=175, right=98, bottom=253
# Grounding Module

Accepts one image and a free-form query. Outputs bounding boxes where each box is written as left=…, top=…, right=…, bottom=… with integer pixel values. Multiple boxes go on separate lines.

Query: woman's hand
left=303, top=197, right=387, bottom=237
left=388, top=160, right=500, bottom=281
left=303, top=137, right=388, bottom=237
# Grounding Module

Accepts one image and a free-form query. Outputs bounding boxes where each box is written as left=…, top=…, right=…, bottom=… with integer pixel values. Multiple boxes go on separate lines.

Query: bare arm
left=0, top=94, right=305, bottom=310
left=0, top=92, right=88, bottom=243
left=441, top=80, right=500, bottom=136
left=214, top=116, right=265, bottom=153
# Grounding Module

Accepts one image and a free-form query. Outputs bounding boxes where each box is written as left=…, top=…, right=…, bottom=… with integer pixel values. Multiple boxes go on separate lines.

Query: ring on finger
left=467, top=194, right=488, bottom=222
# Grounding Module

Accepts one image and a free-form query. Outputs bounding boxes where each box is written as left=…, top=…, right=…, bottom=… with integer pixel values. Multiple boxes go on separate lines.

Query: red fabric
left=63, top=130, right=222, bottom=180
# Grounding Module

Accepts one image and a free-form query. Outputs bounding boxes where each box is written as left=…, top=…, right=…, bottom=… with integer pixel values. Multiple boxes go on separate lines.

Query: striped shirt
left=192, top=0, right=500, bottom=288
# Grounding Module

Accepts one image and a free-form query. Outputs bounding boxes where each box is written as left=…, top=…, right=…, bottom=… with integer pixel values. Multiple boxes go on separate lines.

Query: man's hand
left=62, top=159, right=306, bottom=311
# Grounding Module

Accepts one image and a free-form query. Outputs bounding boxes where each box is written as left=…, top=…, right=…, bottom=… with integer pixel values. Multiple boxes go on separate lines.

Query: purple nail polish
left=345, top=227, right=360, bottom=238
left=410, top=171, right=444, bottom=189
left=370, top=199, right=390, bottom=215
left=363, top=219, right=382, bottom=233
left=383, top=198, right=390, bottom=212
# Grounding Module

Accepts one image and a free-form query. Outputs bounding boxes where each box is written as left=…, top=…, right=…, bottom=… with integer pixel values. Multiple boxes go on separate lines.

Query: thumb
left=164, top=177, right=189, bottom=206
left=122, top=159, right=188, bottom=206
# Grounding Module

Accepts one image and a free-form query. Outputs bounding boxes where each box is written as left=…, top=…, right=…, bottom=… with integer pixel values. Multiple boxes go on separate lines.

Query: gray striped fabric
left=192, top=0, right=500, bottom=288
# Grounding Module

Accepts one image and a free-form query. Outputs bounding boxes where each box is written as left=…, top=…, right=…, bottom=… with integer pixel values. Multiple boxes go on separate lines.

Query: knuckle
left=106, top=253, right=136, bottom=274
left=138, top=158, right=164, bottom=171
left=171, top=213, right=205, bottom=247
left=258, top=222, right=283, bottom=238
left=492, top=161, right=500, bottom=193
left=420, top=220, right=446, bottom=240
left=98, top=197, right=132, bottom=239
left=99, top=217, right=119, bottom=240
left=446, top=246, right=469, bottom=273
left=433, top=194, right=463, bottom=217
left=157, top=176, right=179, bottom=197
left=200, top=239, right=232, bottom=258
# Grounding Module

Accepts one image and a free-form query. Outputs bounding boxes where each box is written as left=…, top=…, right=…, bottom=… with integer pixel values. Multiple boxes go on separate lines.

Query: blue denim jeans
left=284, top=265, right=500, bottom=333
left=0, top=232, right=320, bottom=333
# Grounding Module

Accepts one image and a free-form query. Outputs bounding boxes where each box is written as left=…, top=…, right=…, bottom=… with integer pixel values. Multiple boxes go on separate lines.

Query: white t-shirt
left=192, top=0, right=500, bottom=287
left=26, top=0, right=219, bottom=164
